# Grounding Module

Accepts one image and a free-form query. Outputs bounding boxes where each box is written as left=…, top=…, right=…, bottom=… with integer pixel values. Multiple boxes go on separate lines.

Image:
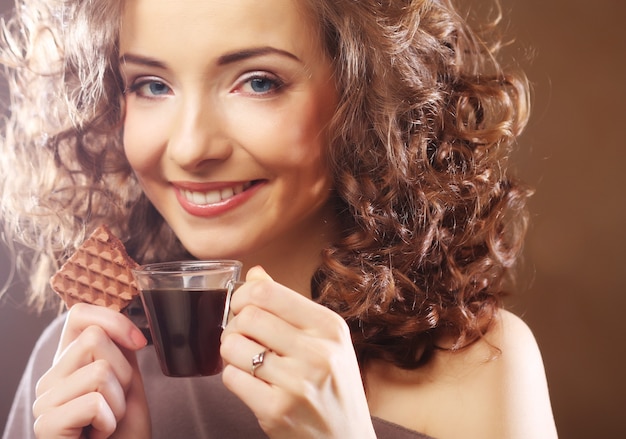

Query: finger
left=221, top=363, right=277, bottom=420
left=57, top=303, right=147, bottom=359
left=230, top=273, right=348, bottom=338
left=221, top=326, right=323, bottom=396
left=221, top=303, right=300, bottom=356
left=220, top=331, right=283, bottom=381
left=111, top=353, right=152, bottom=439
left=221, top=326, right=339, bottom=393
left=245, top=265, right=274, bottom=281
left=33, top=392, right=117, bottom=439
left=34, top=359, right=127, bottom=423
left=230, top=269, right=312, bottom=322
left=38, top=325, right=134, bottom=398
left=223, top=357, right=324, bottom=433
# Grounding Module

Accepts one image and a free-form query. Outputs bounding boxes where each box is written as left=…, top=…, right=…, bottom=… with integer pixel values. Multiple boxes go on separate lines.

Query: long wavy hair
left=0, top=0, right=185, bottom=311
left=0, top=0, right=531, bottom=369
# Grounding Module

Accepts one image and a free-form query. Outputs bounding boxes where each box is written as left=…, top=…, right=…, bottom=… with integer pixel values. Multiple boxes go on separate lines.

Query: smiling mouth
left=179, top=182, right=256, bottom=206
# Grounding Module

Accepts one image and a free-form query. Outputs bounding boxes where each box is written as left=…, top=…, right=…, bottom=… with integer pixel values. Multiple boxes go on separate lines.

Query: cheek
left=123, top=108, right=167, bottom=174
left=284, top=84, right=337, bottom=168
left=270, top=100, right=335, bottom=203
left=284, top=98, right=334, bottom=178
left=243, top=98, right=333, bottom=171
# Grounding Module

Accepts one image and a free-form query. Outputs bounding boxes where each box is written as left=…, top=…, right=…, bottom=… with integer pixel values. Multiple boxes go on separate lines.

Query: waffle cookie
left=50, top=225, right=139, bottom=312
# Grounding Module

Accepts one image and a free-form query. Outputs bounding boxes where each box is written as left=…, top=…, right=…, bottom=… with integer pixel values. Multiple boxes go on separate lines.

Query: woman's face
left=120, top=0, right=338, bottom=264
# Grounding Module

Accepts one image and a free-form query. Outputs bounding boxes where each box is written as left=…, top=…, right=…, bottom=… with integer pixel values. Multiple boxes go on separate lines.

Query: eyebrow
left=119, top=46, right=301, bottom=69
left=216, top=46, right=301, bottom=65
left=119, top=53, right=167, bottom=69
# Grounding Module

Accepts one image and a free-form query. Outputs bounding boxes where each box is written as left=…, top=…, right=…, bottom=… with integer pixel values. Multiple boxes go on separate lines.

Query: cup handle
left=222, top=280, right=243, bottom=329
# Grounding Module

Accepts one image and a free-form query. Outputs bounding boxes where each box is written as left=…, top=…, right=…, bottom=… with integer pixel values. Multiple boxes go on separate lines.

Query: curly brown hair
left=0, top=0, right=185, bottom=310
left=0, top=0, right=531, bottom=369
left=303, top=0, right=532, bottom=368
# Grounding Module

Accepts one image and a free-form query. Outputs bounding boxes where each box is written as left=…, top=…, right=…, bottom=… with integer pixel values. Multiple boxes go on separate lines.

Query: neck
left=239, top=205, right=339, bottom=299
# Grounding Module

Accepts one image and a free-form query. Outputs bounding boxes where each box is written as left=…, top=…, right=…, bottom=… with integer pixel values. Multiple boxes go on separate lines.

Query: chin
left=182, top=243, right=242, bottom=262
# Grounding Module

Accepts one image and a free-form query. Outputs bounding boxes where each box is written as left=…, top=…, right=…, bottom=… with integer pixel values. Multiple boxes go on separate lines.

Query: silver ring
left=251, top=350, right=266, bottom=377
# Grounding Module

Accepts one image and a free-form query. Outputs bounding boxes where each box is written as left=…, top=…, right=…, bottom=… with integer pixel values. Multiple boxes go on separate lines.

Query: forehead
left=119, top=0, right=322, bottom=57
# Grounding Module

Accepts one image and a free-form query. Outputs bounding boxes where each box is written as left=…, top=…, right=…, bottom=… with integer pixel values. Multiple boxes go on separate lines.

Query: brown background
left=1, top=0, right=624, bottom=437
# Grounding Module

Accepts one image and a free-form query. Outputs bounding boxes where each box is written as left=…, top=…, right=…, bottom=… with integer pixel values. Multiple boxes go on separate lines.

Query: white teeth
left=192, top=191, right=207, bottom=204
left=204, top=190, right=221, bottom=204
left=181, top=183, right=251, bottom=206
left=234, top=183, right=247, bottom=195
left=220, top=187, right=234, bottom=199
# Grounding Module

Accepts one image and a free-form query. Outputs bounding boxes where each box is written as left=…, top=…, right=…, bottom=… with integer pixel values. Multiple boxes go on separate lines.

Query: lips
left=179, top=182, right=251, bottom=206
left=172, top=180, right=263, bottom=217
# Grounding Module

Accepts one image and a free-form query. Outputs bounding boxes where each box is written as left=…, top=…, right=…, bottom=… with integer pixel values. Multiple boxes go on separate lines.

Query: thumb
left=245, top=265, right=273, bottom=282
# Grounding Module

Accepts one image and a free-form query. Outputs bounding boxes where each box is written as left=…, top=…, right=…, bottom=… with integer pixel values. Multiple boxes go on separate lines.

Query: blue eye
left=249, top=77, right=274, bottom=93
left=239, top=73, right=284, bottom=95
left=127, top=79, right=172, bottom=98
left=145, top=81, right=170, bottom=95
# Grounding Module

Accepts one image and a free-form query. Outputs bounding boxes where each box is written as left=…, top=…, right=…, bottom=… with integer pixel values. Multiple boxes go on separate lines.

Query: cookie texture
left=50, top=225, right=139, bottom=312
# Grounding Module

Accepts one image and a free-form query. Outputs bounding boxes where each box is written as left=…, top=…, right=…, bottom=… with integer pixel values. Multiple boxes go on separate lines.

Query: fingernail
left=131, top=328, right=148, bottom=348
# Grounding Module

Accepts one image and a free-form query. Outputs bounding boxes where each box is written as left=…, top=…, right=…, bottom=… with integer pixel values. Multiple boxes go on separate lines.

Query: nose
left=167, top=96, right=233, bottom=171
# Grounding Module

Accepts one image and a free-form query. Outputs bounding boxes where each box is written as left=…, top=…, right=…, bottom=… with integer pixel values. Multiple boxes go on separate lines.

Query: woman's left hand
left=220, top=266, right=377, bottom=439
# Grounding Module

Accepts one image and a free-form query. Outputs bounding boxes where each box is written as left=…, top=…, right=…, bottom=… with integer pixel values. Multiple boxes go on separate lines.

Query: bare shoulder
left=487, top=309, right=548, bottom=372
left=490, top=308, right=539, bottom=344
left=480, top=309, right=559, bottom=437
left=365, top=310, right=559, bottom=438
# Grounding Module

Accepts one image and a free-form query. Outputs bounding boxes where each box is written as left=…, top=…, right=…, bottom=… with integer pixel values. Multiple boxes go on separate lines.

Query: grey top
left=3, top=314, right=434, bottom=439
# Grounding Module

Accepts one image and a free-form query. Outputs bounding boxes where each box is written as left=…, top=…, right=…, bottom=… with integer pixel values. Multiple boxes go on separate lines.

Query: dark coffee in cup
left=132, top=260, right=242, bottom=377
left=141, top=288, right=228, bottom=377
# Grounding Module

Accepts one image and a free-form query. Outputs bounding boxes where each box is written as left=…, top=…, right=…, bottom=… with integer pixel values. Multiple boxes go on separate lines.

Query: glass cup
left=132, top=260, right=242, bottom=377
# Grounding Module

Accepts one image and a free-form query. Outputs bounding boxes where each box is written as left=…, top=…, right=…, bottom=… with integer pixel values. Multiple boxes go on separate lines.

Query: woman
left=1, top=0, right=558, bottom=437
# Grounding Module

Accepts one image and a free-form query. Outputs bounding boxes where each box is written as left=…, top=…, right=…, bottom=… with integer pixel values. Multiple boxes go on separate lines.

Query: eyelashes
left=125, top=78, right=172, bottom=99
left=124, top=71, right=287, bottom=100
left=235, top=72, right=286, bottom=96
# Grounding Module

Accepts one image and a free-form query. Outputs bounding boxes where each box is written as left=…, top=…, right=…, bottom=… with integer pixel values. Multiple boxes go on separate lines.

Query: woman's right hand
left=32, top=303, right=150, bottom=439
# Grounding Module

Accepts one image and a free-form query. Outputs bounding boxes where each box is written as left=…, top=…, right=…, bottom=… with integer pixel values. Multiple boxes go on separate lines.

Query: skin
left=364, top=311, right=558, bottom=438
left=120, top=0, right=339, bottom=296
left=31, top=0, right=558, bottom=438
left=35, top=0, right=375, bottom=438
left=34, top=305, right=150, bottom=439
